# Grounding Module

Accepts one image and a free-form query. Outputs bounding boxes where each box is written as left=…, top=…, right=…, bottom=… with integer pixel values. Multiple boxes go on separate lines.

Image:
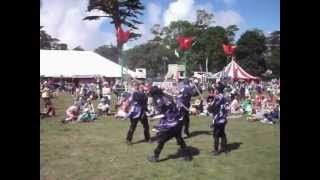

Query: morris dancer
left=178, top=79, right=192, bottom=137
left=148, top=94, right=191, bottom=162
left=126, top=83, right=150, bottom=145
left=209, top=83, right=230, bottom=156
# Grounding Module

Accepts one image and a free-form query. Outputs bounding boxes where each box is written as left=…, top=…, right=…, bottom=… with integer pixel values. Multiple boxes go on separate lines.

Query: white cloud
left=40, top=0, right=115, bottom=50
left=215, top=10, right=243, bottom=28
left=147, top=2, right=162, bottom=25
left=40, top=0, right=244, bottom=50
left=162, top=0, right=243, bottom=28
left=163, top=0, right=196, bottom=26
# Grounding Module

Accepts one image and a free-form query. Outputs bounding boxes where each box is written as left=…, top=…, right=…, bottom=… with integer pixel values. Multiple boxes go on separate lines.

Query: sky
left=40, top=0, right=280, bottom=50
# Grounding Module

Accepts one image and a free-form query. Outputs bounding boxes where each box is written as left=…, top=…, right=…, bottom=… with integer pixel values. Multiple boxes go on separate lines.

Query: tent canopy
left=223, top=59, right=259, bottom=80
left=40, top=50, right=135, bottom=78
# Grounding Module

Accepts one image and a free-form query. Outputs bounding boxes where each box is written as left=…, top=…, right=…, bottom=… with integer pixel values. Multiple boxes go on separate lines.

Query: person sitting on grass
left=102, top=82, right=112, bottom=104
left=77, top=98, right=97, bottom=122
left=242, top=97, right=253, bottom=120
left=97, top=98, right=109, bottom=116
left=63, top=102, right=80, bottom=123
left=115, top=92, right=130, bottom=119
left=230, top=94, right=241, bottom=114
left=190, top=98, right=204, bottom=116
left=41, top=100, right=56, bottom=119
left=260, top=99, right=279, bottom=125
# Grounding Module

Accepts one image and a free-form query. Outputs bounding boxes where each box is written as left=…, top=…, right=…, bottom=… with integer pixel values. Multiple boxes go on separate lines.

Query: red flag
left=222, top=44, right=236, bottom=56
left=176, top=36, right=192, bottom=50
left=116, top=26, right=130, bottom=44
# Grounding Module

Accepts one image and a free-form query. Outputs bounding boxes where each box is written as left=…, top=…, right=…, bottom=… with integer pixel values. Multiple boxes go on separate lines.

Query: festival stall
left=223, top=58, right=260, bottom=81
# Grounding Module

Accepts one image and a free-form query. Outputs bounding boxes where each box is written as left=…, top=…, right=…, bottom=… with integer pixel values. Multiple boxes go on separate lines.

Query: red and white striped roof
left=223, top=58, right=259, bottom=80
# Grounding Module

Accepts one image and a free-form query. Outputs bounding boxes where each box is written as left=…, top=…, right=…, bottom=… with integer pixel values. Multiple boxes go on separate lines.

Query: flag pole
left=120, top=45, right=123, bottom=84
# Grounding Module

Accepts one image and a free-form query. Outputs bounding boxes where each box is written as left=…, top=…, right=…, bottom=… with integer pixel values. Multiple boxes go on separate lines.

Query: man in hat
left=209, top=83, right=230, bottom=156
left=126, top=83, right=150, bottom=145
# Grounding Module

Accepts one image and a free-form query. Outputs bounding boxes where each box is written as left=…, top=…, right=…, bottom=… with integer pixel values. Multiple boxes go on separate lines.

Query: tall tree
left=236, top=29, right=267, bottom=76
left=265, top=30, right=280, bottom=77
left=83, top=0, right=144, bottom=63
left=94, top=45, right=118, bottom=63
left=40, top=26, right=68, bottom=50
left=195, top=9, right=214, bottom=28
left=225, top=24, right=239, bottom=43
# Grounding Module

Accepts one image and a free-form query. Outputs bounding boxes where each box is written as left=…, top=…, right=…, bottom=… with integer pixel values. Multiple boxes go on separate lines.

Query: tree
left=236, top=29, right=267, bottom=76
left=160, top=15, right=233, bottom=73
left=225, top=25, right=239, bottom=43
left=40, top=26, right=58, bottom=49
left=124, top=42, right=178, bottom=78
left=195, top=9, right=214, bottom=28
left=40, top=26, right=68, bottom=50
left=94, top=45, right=118, bottom=63
left=83, top=0, right=145, bottom=63
left=73, top=46, right=85, bottom=51
left=150, top=24, right=163, bottom=44
left=265, top=30, right=280, bottom=77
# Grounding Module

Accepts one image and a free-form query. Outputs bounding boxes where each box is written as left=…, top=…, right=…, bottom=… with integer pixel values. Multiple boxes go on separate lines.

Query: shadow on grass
left=132, top=139, right=149, bottom=145
left=159, top=146, right=200, bottom=162
left=184, top=130, right=212, bottom=139
left=227, top=142, right=243, bottom=152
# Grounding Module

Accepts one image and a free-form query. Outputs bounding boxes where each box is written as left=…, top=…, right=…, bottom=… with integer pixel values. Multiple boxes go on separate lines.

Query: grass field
left=40, top=94, right=280, bottom=180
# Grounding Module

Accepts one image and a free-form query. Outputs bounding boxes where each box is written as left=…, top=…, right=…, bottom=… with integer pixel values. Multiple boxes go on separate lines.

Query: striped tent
left=223, top=58, right=260, bottom=80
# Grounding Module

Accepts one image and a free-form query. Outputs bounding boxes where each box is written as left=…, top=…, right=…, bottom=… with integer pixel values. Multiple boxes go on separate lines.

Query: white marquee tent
left=40, top=50, right=135, bottom=78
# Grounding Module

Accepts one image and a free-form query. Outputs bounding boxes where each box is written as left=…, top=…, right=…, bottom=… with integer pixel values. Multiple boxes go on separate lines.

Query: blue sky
left=40, top=0, right=279, bottom=50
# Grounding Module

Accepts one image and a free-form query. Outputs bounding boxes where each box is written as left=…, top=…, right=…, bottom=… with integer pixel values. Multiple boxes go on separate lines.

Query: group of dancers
left=125, top=79, right=230, bottom=162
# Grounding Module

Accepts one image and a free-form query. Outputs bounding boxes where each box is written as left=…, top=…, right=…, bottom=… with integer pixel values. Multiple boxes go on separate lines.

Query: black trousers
left=126, top=113, right=150, bottom=142
left=213, top=123, right=227, bottom=152
left=181, top=109, right=190, bottom=135
left=153, top=123, right=187, bottom=157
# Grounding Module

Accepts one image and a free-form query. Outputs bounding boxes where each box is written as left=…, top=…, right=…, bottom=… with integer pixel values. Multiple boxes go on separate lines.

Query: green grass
left=40, top=93, right=280, bottom=180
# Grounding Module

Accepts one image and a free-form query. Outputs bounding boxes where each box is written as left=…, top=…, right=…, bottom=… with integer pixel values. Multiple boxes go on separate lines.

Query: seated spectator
left=63, top=102, right=80, bottom=123
left=190, top=98, right=204, bottom=115
left=77, top=109, right=97, bottom=122
left=254, top=94, right=264, bottom=111
left=77, top=98, right=97, bottom=122
left=102, top=82, right=112, bottom=103
left=230, top=95, right=241, bottom=114
left=41, top=100, right=56, bottom=118
left=115, top=93, right=130, bottom=119
left=97, top=98, right=110, bottom=116
left=242, top=98, right=253, bottom=116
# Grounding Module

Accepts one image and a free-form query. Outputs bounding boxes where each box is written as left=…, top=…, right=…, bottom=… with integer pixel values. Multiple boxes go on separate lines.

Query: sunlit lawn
left=40, top=93, right=279, bottom=180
